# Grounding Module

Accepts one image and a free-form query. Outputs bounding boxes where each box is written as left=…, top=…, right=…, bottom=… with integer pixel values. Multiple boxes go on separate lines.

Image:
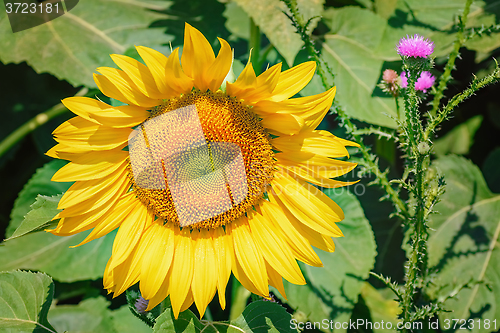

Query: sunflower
left=47, top=23, right=358, bottom=318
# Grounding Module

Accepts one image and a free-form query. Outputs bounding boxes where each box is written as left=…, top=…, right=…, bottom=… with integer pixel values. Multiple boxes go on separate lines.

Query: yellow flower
left=47, top=23, right=358, bottom=318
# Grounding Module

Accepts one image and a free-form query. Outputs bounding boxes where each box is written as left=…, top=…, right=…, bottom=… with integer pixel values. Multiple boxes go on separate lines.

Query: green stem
left=249, top=18, right=261, bottom=74
left=395, top=96, right=401, bottom=119
left=429, top=0, right=473, bottom=117
left=425, top=65, right=500, bottom=140
left=0, top=88, right=88, bottom=159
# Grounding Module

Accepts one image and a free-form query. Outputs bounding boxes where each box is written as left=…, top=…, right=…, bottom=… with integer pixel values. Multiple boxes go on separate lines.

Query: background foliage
left=0, top=0, right=499, bottom=332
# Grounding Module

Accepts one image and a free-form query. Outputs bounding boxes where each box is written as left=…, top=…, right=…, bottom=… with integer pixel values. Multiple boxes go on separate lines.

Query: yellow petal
left=205, top=38, right=232, bottom=92
left=52, top=116, right=98, bottom=137
left=110, top=54, right=164, bottom=99
left=258, top=199, right=322, bottom=267
left=61, top=97, right=149, bottom=128
left=180, top=289, right=194, bottom=313
left=140, top=222, right=175, bottom=299
left=145, top=268, right=171, bottom=311
left=51, top=151, right=128, bottom=182
left=165, top=48, right=194, bottom=95
left=260, top=113, right=304, bottom=136
left=228, top=216, right=269, bottom=296
left=169, top=227, right=194, bottom=318
left=96, top=67, right=161, bottom=107
left=266, top=262, right=287, bottom=299
left=276, top=152, right=357, bottom=178
left=107, top=201, right=152, bottom=271
left=46, top=144, right=122, bottom=160
left=272, top=130, right=349, bottom=158
left=73, top=192, right=144, bottom=247
left=235, top=63, right=282, bottom=102
left=181, top=23, right=215, bottom=90
left=192, top=229, right=217, bottom=317
left=248, top=211, right=305, bottom=285
left=58, top=161, right=128, bottom=208
left=269, top=61, right=316, bottom=102
left=270, top=171, right=344, bottom=236
left=225, top=60, right=256, bottom=98
left=94, top=73, right=136, bottom=106
left=280, top=164, right=356, bottom=188
left=53, top=117, right=130, bottom=151
left=136, top=46, right=170, bottom=95
left=213, top=227, right=232, bottom=309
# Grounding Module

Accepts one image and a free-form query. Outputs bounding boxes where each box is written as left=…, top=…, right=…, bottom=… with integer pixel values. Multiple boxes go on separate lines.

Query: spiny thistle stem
left=281, top=0, right=408, bottom=219
left=400, top=63, right=430, bottom=330
left=425, top=64, right=500, bottom=140
left=429, top=0, right=473, bottom=117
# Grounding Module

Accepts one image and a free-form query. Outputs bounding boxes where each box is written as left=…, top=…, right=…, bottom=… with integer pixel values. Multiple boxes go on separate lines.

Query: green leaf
left=7, top=194, right=62, bottom=241
left=231, top=301, right=297, bottom=332
left=153, top=308, right=203, bottom=333
left=433, top=115, right=483, bottom=156
left=111, top=305, right=152, bottom=333
left=278, top=190, right=377, bottom=333
left=0, top=271, right=56, bottom=333
left=482, top=147, right=500, bottom=194
left=223, top=2, right=251, bottom=40
left=0, top=230, right=115, bottom=283
left=427, top=155, right=500, bottom=332
left=153, top=301, right=297, bottom=333
left=49, top=297, right=117, bottom=333
left=8, top=160, right=70, bottom=238
left=232, top=0, right=324, bottom=66
left=360, top=283, right=400, bottom=333
left=311, top=7, right=399, bottom=128
left=0, top=0, right=172, bottom=88
left=3, top=159, right=114, bottom=282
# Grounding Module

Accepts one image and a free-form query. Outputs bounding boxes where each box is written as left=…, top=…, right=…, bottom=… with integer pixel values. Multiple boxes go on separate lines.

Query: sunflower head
left=48, top=23, right=358, bottom=318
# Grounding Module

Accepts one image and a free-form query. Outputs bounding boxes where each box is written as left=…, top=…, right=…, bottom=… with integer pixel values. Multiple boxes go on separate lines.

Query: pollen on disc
left=128, top=103, right=250, bottom=227
left=128, top=91, right=275, bottom=229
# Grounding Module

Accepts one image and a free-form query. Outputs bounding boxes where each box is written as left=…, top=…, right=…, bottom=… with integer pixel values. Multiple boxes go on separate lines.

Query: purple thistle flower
left=135, top=296, right=149, bottom=314
left=400, top=71, right=435, bottom=93
left=415, top=71, right=436, bottom=92
left=397, top=34, right=434, bottom=58
left=400, top=72, right=408, bottom=88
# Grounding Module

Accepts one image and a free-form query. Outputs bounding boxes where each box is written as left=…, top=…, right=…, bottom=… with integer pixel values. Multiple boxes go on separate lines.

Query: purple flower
left=415, top=71, right=436, bottom=92
left=400, top=71, right=408, bottom=88
left=397, top=34, right=434, bottom=58
left=400, top=71, right=435, bottom=93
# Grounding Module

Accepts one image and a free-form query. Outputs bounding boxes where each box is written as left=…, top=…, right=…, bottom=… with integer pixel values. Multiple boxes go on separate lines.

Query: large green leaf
left=311, top=7, right=399, bottom=128
left=0, top=0, right=172, bottom=88
left=433, top=115, right=483, bottom=156
left=278, top=190, right=377, bottom=333
left=7, top=194, right=62, bottom=241
left=0, top=271, right=55, bottom=333
left=49, top=297, right=123, bottom=333
left=232, top=0, right=324, bottom=66
left=374, top=0, right=488, bottom=59
left=2, top=160, right=114, bottom=282
left=0, top=230, right=115, bottom=283
left=111, top=305, right=152, bottom=333
left=360, top=283, right=400, bottom=333
left=482, top=147, right=500, bottom=194
left=427, top=155, right=500, bottom=332
left=7, top=160, right=70, bottom=238
left=153, top=301, right=297, bottom=332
